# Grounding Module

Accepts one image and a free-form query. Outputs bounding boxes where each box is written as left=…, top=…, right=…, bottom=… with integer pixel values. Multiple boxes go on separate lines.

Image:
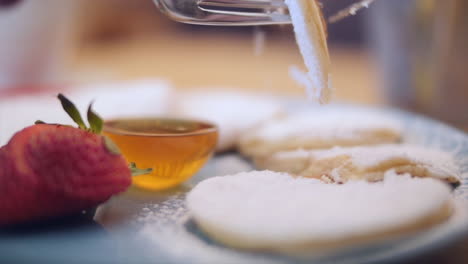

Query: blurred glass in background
left=0, top=0, right=378, bottom=102
left=367, top=0, right=468, bottom=129
left=68, top=0, right=379, bottom=103
left=0, top=0, right=466, bottom=130
left=0, top=0, right=76, bottom=89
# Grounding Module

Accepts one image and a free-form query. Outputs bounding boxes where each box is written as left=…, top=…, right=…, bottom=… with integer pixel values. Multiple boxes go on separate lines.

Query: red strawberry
left=0, top=94, right=150, bottom=226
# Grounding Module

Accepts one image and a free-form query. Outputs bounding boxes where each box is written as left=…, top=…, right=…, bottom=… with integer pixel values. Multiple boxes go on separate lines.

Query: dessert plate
left=0, top=102, right=467, bottom=264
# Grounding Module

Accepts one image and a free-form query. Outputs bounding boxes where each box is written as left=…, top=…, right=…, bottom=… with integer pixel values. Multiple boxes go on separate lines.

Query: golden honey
left=104, top=118, right=218, bottom=190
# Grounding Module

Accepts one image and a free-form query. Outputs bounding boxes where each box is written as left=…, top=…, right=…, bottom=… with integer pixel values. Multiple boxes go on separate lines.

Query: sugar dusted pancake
left=187, top=171, right=453, bottom=254
left=239, top=108, right=402, bottom=157
left=172, top=90, right=284, bottom=152
left=255, top=145, right=460, bottom=184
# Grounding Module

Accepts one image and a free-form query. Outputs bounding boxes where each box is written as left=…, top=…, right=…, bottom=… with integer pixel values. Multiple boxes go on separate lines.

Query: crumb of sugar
left=187, top=171, right=451, bottom=246
left=253, top=26, right=266, bottom=56
left=329, top=0, right=376, bottom=23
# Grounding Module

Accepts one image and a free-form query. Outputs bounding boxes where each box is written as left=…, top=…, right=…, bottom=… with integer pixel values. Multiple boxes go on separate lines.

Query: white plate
left=102, top=103, right=468, bottom=264
left=1, top=103, right=467, bottom=264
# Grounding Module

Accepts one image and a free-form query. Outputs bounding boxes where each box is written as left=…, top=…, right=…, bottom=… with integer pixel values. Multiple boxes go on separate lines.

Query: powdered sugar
left=286, top=0, right=331, bottom=103
left=253, top=26, right=266, bottom=56
left=289, top=65, right=321, bottom=100
left=329, top=0, right=376, bottom=23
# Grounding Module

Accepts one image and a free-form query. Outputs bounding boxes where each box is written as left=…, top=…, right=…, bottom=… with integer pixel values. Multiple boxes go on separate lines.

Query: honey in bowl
left=104, top=118, right=218, bottom=190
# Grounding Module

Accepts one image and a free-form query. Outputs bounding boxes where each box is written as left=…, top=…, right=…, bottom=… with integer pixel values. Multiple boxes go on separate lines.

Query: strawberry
left=0, top=94, right=150, bottom=226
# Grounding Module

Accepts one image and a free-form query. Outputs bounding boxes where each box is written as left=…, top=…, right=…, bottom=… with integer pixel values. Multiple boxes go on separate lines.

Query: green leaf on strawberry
left=58, top=93, right=88, bottom=130
left=57, top=93, right=151, bottom=174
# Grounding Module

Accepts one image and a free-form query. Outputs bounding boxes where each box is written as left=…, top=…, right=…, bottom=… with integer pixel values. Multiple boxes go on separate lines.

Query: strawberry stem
left=129, top=162, right=153, bottom=177
left=58, top=94, right=88, bottom=130
left=102, top=136, right=121, bottom=155
left=55, top=94, right=152, bottom=177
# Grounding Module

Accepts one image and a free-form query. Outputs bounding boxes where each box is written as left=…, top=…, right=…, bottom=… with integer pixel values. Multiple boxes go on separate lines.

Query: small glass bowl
left=103, top=118, right=218, bottom=190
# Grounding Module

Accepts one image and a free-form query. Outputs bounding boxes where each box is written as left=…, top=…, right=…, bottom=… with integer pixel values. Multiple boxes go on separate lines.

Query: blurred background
left=0, top=0, right=466, bottom=129
left=0, top=1, right=467, bottom=263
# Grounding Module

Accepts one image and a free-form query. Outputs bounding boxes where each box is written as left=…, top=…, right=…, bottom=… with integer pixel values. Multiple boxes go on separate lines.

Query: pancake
left=239, top=108, right=402, bottom=158
left=187, top=171, right=453, bottom=255
left=255, top=145, right=460, bottom=185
